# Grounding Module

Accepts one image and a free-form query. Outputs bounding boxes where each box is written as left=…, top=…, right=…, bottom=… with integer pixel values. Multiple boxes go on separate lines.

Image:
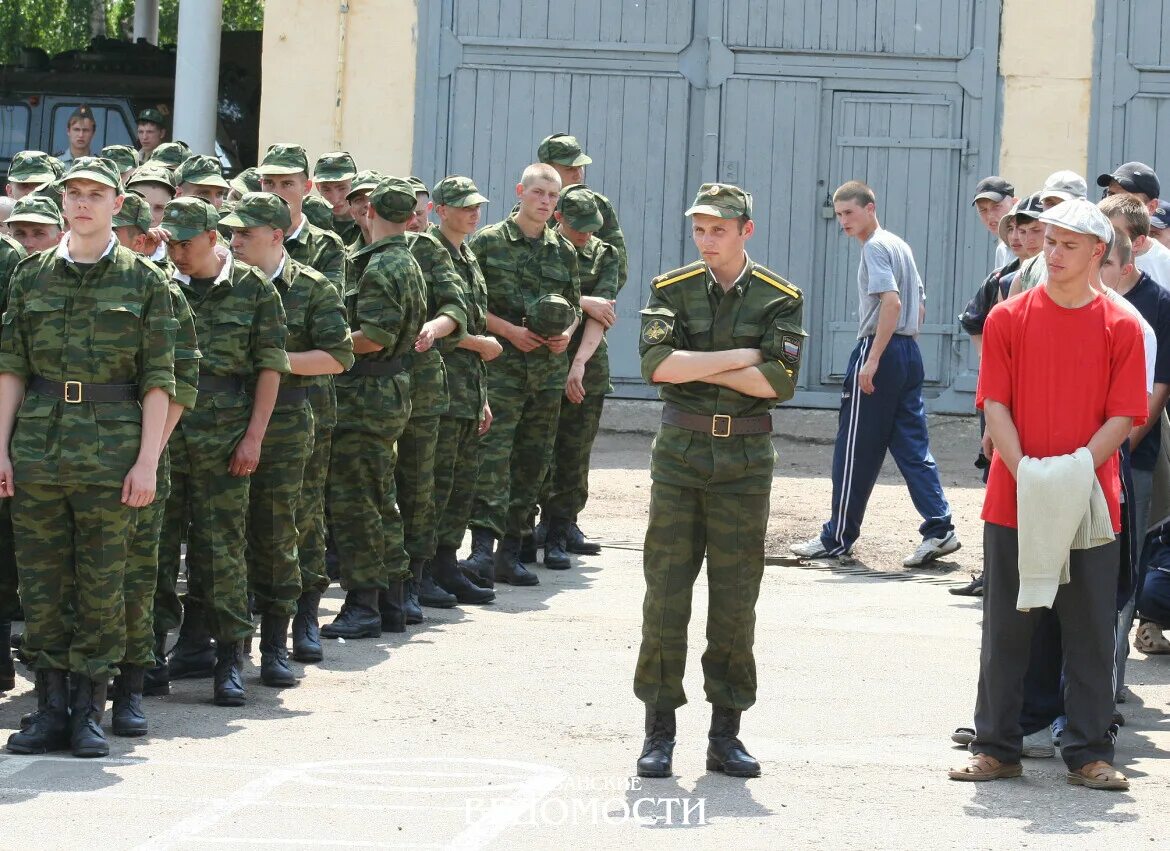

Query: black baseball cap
left=971, top=176, right=1014, bottom=205
left=1097, top=162, right=1161, bottom=200
left=1153, top=199, right=1170, bottom=231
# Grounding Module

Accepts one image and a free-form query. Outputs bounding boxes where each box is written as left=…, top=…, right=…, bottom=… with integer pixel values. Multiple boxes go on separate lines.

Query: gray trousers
left=973, top=523, right=1119, bottom=771
left=1116, top=466, right=1154, bottom=692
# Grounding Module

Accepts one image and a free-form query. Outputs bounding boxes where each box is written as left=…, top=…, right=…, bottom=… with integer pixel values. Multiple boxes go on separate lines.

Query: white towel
left=1016, top=447, right=1115, bottom=610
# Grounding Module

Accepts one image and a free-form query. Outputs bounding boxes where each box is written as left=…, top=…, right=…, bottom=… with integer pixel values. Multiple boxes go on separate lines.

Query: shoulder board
left=653, top=261, right=705, bottom=289
left=751, top=267, right=802, bottom=300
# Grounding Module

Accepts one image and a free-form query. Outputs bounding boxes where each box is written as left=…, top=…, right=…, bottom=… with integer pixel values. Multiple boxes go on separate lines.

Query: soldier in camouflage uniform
left=158, top=197, right=290, bottom=708
left=429, top=177, right=499, bottom=605
left=0, top=231, right=25, bottom=693
left=127, top=164, right=177, bottom=234
left=463, top=163, right=581, bottom=587
left=5, top=195, right=64, bottom=255
left=314, top=152, right=361, bottom=246
left=5, top=151, right=59, bottom=200
left=321, top=178, right=427, bottom=639
left=633, top=183, right=805, bottom=780
left=537, top=186, right=621, bottom=568
left=225, top=192, right=353, bottom=677
left=345, top=170, right=383, bottom=252
left=1, top=157, right=178, bottom=758
left=145, top=140, right=191, bottom=172
left=174, top=154, right=231, bottom=211
left=100, top=144, right=138, bottom=183
left=257, top=144, right=348, bottom=293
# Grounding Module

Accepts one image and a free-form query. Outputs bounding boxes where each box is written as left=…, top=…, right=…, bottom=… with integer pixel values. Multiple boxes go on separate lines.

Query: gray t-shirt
left=857, top=228, right=923, bottom=338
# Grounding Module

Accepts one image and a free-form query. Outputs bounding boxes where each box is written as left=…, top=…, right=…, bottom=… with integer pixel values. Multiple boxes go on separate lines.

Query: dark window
left=0, top=103, right=31, bottom=159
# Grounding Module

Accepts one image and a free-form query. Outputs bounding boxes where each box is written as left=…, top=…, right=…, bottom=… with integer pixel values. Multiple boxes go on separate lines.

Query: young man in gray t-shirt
left=792, top=180, right=959, bottom=565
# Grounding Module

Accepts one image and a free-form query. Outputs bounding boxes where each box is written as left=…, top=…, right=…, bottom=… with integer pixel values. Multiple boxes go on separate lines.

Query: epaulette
left=652, top=260, right=705, bottom=289
left=751, top=265, right=802, bottom=300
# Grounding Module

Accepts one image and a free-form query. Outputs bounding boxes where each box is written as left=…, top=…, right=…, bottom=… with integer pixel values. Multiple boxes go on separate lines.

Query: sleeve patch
left=642, top=316, right=673, bottom=345
left=782, top=334, right=802, bottom=363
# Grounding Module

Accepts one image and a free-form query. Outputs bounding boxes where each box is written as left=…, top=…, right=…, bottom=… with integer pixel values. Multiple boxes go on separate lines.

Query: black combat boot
left=403, top=562, right=424, bottom=625
left=379, top=582, right=407, bottom=633
left=417, top=560, right=457, bottom=609
left=431, top=546, right=495, bottom=604
left=565, top=520, right=602, bottom=555
left=212, top=640, right=246, bottom=707
left=143, top=631, right=170, bottom=696
left=706, top=706, right=761, bottom=777
left=543, top=518, right=572, bottom=570
left=291, top=591, right=324, bottom=662
left=637, top=706, right=676, bottom=778
left=533, top=517, right=548, bottom=548
left=320, top=589, right=382, bottom=639
left=493, top=536, right=539, bottom=586
left=6, top=669, right=70, bottom=754
left=168, top=603, right=216, bottom=679
left=70, top=675, right=110, bottom=758
left=0, top=620, right=14, bottom=691
left=111, top=665, right=148, bottom=737
left=517, top=532, right=538, bottom=564
left=458, top=527, right=496, bottom=587
left=259, top=614, right=296, bottom=688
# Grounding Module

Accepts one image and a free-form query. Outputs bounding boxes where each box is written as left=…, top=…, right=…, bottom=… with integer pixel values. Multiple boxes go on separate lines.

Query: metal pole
left=172, top=0, right=222, bottom=156
left=133, top=0, right=160, bottom=45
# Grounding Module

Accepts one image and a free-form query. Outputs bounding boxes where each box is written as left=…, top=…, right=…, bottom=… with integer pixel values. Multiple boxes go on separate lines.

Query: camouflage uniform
left=635, top=184, right=805, bottom=712
left=312, top=151, right=361, bottom=247
left=0, top=234, right=26, bottom=626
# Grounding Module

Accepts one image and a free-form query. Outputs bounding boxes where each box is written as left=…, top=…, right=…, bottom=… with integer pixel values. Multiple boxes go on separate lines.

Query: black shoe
left=70, top=675, right=110, bottom=757
left=949, top=575, right=984, bottom=597
left=458, top=528, right=496, bottom=588
left=320, top=589, right=382, bottom=639
left=494, top=536, right=539, bottom=586
left=418, top=560, right=458, bottom=608
left=432, top=546, right=495, bottom=604
left=543, top=518, right=572, bottom=570
left=168, top=603, right=216, bottom=679
left=292, top=591, right=324, bottom=662
left=0, top=620, right=14, bottom=691
left=6, top=669, right=70, bottom=754
left=533, top=518, right=548, bottom=548
left=637, top=706, right=676, bottom=778
left=212, top=641, right=246, bottom=707
left=565, top=521, right=602, bottom=556
left=259, top=615, right=296, bottom=688
left=404, top=564, right=424, bottom=625
left=518, top=533, right=537, bottom=564
left=143, top=631, right=170, bottom=696
left=112, top=665, right=148, bottom=737
left=379, top=582, right=407, bottom=633
left=706, top=706, right=761, bottom=777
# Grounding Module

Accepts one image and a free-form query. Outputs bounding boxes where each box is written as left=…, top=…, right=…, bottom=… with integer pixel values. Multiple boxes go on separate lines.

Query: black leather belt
left=198, top=375, right=246, bottom=394
left=347, top=357, right=405, bottom=376
left=30, top=376, right=137, bottom=403
left=662, top=405, right=773, bottom=438
left=274, top=387, right=310, bottom=404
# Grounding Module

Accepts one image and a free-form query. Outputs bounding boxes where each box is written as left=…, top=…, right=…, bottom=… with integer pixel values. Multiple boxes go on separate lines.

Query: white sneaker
left=1022, top=727, right=1055, bottom=758
left=790, top=537, right=836, bottom=559
left=902, top=532, right=961, bottom=566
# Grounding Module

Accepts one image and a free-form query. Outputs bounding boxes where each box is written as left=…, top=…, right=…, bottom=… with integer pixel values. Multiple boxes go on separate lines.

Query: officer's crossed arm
left=640, top=296, right=761, bottom=385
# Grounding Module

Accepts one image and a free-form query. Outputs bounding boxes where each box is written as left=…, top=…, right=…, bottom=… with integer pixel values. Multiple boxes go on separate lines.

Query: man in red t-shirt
left=950, top=199, right=1147, bottom=791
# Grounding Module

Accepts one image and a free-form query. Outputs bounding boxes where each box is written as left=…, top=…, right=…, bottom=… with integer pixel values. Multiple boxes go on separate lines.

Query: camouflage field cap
left=218, top=191, right=292, bottom=232
left=31, top=183, right=63, bottom=209
left=432, top=175, right=488, bottom=207
left=406, top=175, right=429, bottom=196
left=313, top=152, right=357, bottom=183
left=100, top=144, right=138, bottom=174
left=147, top=141, right=192, bottom=170
left=229, top=167, right=261, bottom=196
left=369, top=177, right=417, bottom=223
left=8, top=150, right=58, bottom=184
left=685, top=182, right=752, bottom=219
left=257, top=143, right=309, bottom=176
left=346, top=169, right=385, bottom=200
left=113, top=191, right=153, bottom=233
left=6, top=195, right=63, bottom=228
left=301, top=193, right=334, bottom=230
left=127, top=164, right=176, bottom=192
left=538, top=133, right=592, bottom=167
left=557, top=184, right=603, bottom=232
left=525, top=293, right=576, bottom=337
left=160, top=196, right=220, bottom=241
left=47, top=155, right=65, bottom=177
left=175, top=154, right=230, bottom=189
left=60, top=156, right=123, bottom=192
left=137, top=107, right=167, bottom=127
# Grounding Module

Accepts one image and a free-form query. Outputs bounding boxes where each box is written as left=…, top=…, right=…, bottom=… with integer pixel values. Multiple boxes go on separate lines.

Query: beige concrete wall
left=997, top=0, right=1096, bottom=195
left=259, top=0, right=417, bottom=174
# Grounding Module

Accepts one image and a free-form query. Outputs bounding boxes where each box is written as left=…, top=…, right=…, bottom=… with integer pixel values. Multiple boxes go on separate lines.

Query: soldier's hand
left=414, top=326, right=437, bottom=353
left=581, top=296, right=617, bottom=328
left=229, top=435, right=262, bottom=477
left=0, top=455, right=13, bottom=498
left=545, top=333, right=571, bottom=354
left=478, top=335, right=504, bottom=362
left=122, top=460, right=157, bottom=508
left=478, top=401, right=493, bottom=435
left=565, top=363, right=586, bottom=404
left=509, top=325, right=545, bottom=353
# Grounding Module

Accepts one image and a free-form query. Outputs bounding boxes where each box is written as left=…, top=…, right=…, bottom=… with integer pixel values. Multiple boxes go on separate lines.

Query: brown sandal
left=1067, top=761, right=1129, bottom=791
left=948, top=753, right=1023, bottom=782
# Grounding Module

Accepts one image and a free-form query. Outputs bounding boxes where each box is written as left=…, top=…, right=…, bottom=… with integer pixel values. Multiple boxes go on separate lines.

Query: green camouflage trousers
left=247, top=403, right=313, bottom=617
left=297, top=425, right=332, bottom=596
left=394, top=413, right=439, bottom=561
left=539, top=394, right=605, bottom=521
left=329, top=413, right=411, bottom=590
left=0, top=500, right=17, bottom=620
left=634, top=481, right=769, bottom=711
left=122, top=449, right=172, bottom=667
left=11, top=483, right=134, bottom=678
left=434, top=416, right=481, bottom=550
left=470, top=386, right=561, bottom=538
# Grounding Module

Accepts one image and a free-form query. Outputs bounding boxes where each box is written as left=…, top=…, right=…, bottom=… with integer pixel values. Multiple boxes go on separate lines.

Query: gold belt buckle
left=711, top=414, right=732, bottom=438
left=64, top=380, right=83, bottom=404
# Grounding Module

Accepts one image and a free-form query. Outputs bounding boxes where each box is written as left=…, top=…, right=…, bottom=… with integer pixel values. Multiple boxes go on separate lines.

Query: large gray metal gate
left=414, top=1, right=1003, bottom=410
